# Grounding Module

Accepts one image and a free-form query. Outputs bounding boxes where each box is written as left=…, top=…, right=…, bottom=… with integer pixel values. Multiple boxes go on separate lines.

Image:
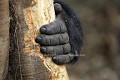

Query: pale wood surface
left=23, top=0, right=69, bottom=80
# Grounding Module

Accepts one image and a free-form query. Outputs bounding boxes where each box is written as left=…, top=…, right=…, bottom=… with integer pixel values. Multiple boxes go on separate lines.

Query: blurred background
left=64, top=0, right=120, bottom=80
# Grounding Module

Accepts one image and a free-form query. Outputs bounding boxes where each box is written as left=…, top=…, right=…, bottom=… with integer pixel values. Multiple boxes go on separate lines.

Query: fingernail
left=52, top=56, right=57, bottom=60
left=40, top=27, right=46, bottom=33
left=52, top=56, right=59, bottom=63
left=41, top=47, right=47, bottom=52
left=35, top=36, right=41, bottom=43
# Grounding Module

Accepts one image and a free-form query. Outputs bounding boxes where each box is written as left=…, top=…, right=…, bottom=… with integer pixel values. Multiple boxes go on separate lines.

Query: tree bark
left=9, top=0, right=69, bottom=80
left=0, top=0, right=9, bottom=79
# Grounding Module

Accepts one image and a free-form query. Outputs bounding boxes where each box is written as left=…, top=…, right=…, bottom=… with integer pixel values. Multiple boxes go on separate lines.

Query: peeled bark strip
left=23, top=0, right=69, bottom=80
left=0, top=0, right=9, bottom=79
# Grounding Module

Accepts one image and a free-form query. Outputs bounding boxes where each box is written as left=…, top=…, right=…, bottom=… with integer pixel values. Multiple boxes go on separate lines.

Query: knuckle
left=59, top=33, right=69, bottom=44
left=63, top=33, right=69, bottom=42
left=59, top=20, right=67, bottom=32
left=63, top=43, right=71, bottom=53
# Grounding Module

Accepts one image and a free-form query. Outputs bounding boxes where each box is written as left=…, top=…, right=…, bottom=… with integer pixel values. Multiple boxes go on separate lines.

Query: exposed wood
left=0, top=0, right=9, bottom=79
left=23, top=0, right=69, bottom=80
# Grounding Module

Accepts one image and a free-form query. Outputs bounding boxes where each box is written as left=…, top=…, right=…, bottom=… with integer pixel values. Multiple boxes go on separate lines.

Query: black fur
left=54, top=0, right=83, bottom=62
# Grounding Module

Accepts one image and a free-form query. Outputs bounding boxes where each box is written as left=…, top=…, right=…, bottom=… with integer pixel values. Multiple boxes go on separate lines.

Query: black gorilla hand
left=35, top=3, right=72, bottom=65
left=35, top=20, right=71, bottom=55
left=35, top=1, right=83, bottom=65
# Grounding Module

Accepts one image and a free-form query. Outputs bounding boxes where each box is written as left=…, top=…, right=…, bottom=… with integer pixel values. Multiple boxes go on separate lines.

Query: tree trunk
left=9, top=0, right=69, bottom=80
left=0, top=0, right=9, bottom=80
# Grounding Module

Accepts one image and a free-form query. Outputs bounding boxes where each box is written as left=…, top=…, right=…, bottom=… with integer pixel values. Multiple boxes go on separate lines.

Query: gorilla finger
left=40, top=20, right=67, bottom=34
left=54, top=3, right=62, bottom=15
left=40, top=43, right=71, bottom=55
left=52, top=54, right=75, bottom=65
left=37, top=33, right=69, bottom=46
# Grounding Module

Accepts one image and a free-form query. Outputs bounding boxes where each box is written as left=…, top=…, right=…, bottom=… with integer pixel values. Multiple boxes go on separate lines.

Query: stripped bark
left=9, top=0, right=69, bottom=80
